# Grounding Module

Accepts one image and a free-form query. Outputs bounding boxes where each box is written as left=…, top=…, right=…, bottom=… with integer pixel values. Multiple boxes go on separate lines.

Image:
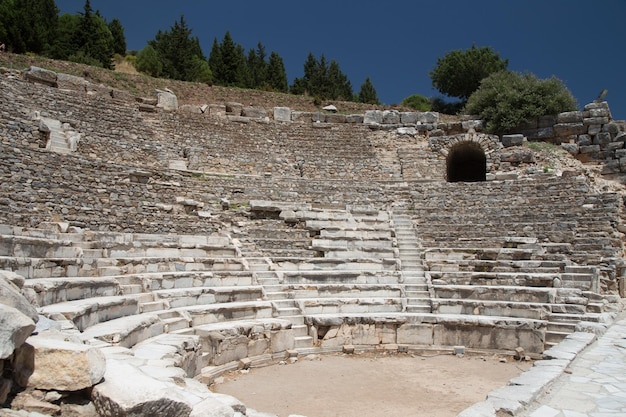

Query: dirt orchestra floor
left=213, top=351, right=532, bottom=417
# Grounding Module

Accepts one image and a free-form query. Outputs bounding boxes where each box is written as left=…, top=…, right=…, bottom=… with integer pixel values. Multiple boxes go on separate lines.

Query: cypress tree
left=266, top=51, right=288, bottom=92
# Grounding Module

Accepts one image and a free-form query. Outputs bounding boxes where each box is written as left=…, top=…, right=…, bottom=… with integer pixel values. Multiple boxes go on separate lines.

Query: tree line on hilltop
left=0, top=0, right=578, bottom=133
left=0, top=0, right=380, bottom=104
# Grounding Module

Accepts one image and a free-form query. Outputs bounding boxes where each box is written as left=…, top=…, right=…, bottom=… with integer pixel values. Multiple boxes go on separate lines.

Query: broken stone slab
left=0, top=272, right=38, bottom=322
left=92, top=359, right=192, bottom=417
left=26, top=334, right=106, bottom=391
left=23, top=66, right=57, bottom=87
left=0, top=304, right=36, bottom=360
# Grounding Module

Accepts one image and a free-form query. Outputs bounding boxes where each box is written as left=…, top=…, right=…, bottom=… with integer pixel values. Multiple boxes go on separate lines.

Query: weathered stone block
left=397, top=323, right=433, bottom=345
left=23, top=66, right=57, bottom=87
left=363, top=110, right=383, bottom=125
left=0, top=304, right=35, bottom=360
left=561, top=143, right=579, bottom=155
left=577, top=134, right=592, bottom=146
left=56, top=73, right=88, bottom=92
left=417, top=112, right=439, bottom=124
left=346, top=114, right=364, bottom=124
left=382, top=110, right=400, bottom=124
left=242, top=107, right=267, bottom=119
left=273, top=107, right=291, bottom=122
left=557, top=111, right=583, bottom=123
left=26, top=335, right=106, bottom=391
left=156, top=89, right=178, bottom=111
left=400, top=112, right=418, bottom=125
left=325, top=113, right=347, bottom=124
left=92, top=359, right=192, bottom=417
left=593, top=132, right=612, bottom=145
left=501, top=134, right=524, bottom=147
left=579, top=144, right=600, bottom=154
left=554, top=123, right=586, bottom=137
left=583, top=117, right=609, bottom=125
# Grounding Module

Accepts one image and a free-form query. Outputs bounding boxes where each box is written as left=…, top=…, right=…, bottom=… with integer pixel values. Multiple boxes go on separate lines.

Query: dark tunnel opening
left=446, top=142, right=487, bottom=182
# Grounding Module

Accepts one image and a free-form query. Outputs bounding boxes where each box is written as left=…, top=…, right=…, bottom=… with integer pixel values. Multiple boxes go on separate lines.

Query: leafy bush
left=136, top=45, right=162, bottom=77
left=465, top=70, right=578, bottom=134
left=401, top=94, right=431, bottom=111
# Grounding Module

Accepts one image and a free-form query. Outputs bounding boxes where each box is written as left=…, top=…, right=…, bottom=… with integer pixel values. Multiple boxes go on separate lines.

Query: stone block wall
left=509, top=102, right=626, bottom=175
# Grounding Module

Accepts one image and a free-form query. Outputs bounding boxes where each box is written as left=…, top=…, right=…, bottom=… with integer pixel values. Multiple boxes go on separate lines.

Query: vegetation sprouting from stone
left=465, top=70, right=578, bottom=134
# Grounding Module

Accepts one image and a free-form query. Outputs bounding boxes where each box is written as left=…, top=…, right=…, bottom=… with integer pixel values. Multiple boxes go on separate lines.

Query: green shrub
left=465, top=70, right=578, bottom=134
left=401, top=94, right=431, bottom=111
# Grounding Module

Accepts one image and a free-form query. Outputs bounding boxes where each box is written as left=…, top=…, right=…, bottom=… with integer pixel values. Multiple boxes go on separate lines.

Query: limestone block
left=23, top=66, right=57, bottom=87
left=397, top=127, right=418, bottom=136
left=576, top=134, right=592, bottom=146
left=346, top=114, right=364, bottom=124
left=557, top=110, right=583, bottom=123
left=553, top=123, right=586, bottom=137
left=26, top=334, right=106, bottom=391
left=382, top=110, right=400, bottom=124
left=269, top=329, right=295, bottom=354
left=0, top=272, right=38, bottom=321
left=501, top=134, right=524, bottom=147
left=363, top=110, right=383, bottom=125
left=579, top=144, right=600, bottom=154
left=209, top=104, right=227, bottom=117
left=242, top=107, right=267, bottom=119
left=593, top=131, right=612, bottom=145
left=273, top=107, right=291, bottom=122
left=400, top=112, right=418, bottom=125
left=325, top=113, right=347, bottom=124
left=156, top=89, right=178, bottom=111
left=0, top=304, right=35, bottom=360
left=92, top=359, right=192, bottom=417
left=417, top=112, right=439, bottom=124
left=397, top=324, right=434, bottom=345
left=11, top=391, right=62, bottom=415
left=56, top=73, right=88, bottom=92
left=462, top=119, right=483, bottom=131
left=583, top=116, right=609, bottom=125
left=561, top=143, right=579, bottom=155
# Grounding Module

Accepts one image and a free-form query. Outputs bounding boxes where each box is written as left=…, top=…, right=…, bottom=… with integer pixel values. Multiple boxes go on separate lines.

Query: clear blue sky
left=56, top=0, right=625, bottom=120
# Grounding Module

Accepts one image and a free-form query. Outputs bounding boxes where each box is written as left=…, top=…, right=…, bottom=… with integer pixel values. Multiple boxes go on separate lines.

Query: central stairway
left=392, top=211, right=431, bottom=313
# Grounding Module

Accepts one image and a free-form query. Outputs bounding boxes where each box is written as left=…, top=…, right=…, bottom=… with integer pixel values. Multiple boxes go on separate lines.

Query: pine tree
left=211, top=31, right=247, bottom=86
left=266, top=51, right=288, bottom=92
left=290, top=52, right=354, bottom=101
left=246, top=42, right=267, bottom=89
left=71, top=0, right=114, bottom=68
left=358, top=77, right=380, bottom=105
left=149, top=15, right=205, bottom=81
left=0, top=0, right=58, bottom=54
left=108, top=18, right=126, bottom=56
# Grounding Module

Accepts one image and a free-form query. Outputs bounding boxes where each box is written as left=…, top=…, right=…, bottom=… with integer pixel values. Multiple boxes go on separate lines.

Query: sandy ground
left=213, top=351, right=532, bottom=417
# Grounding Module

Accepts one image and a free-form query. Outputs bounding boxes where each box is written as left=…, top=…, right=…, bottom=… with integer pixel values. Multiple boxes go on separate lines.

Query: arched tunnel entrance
left=446, top=141, right=487, bottom=182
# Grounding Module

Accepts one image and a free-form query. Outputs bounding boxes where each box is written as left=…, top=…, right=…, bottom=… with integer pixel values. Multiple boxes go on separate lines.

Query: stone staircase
left=248, top=258, right=313, bottom=349
left=392, top=211, right=431, bottom=313
left=39, top=116, right=80, bottom=154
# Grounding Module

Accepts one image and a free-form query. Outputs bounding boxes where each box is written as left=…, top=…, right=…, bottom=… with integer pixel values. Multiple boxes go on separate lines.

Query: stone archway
left=428, top=132, right=502, bottom=182
left=446, top=141, right=487, bottom=182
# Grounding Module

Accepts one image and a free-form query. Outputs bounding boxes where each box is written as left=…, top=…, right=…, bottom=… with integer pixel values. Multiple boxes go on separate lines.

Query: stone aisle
left=521, top=314, right=626, bottom=417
